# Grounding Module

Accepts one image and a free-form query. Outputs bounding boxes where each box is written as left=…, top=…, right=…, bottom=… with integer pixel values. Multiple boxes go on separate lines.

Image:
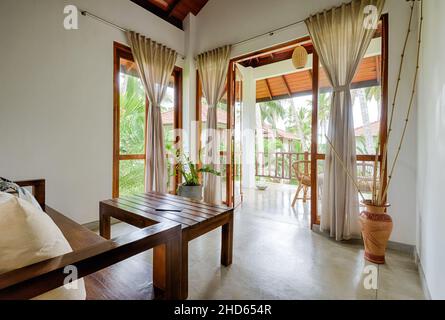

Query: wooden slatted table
left=99, top=192, right=234, bottom=300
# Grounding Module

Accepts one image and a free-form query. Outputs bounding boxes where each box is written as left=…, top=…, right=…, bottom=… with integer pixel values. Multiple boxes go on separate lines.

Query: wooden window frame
left=113, top=42, right=183, bottom=198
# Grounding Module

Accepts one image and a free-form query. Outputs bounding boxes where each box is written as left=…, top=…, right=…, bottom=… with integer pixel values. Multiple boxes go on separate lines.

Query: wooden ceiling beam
left=281, top=75, right=292, bottom=97
left=265, top=79, right=273, bottom=100
left=167, top=0, right=182, bottom=17
left=130, top=0, right=183, bottom=29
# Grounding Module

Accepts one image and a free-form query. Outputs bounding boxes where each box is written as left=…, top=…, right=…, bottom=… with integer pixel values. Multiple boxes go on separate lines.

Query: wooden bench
left=99, top=192, right=234, bottom=300
left=0, top=179, right=182, bottom=300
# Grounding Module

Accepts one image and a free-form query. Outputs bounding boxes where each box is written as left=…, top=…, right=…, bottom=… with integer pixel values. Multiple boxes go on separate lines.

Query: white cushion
left=0, top=192, right=86, bottom=300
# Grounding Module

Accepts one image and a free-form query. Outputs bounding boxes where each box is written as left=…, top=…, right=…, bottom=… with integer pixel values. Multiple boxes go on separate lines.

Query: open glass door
left=233, top=65, right=244, bottom=207
left=226, top=62, right=244, bottom=207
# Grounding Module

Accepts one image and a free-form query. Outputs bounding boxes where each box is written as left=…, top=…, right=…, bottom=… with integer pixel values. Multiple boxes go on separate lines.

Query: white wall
left=196, top=0, right=346, bottom=57
left=417, top=0, right=445, bottom=300
left=195, top=0, right=419, bottom=245
left=384, top=0, right=418, bottom=246
left=0, top=0, right=185, bottom=224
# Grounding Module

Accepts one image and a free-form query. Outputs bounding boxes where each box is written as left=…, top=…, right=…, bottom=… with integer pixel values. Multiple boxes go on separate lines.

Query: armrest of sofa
left=15, top=179, right=46, bottom=208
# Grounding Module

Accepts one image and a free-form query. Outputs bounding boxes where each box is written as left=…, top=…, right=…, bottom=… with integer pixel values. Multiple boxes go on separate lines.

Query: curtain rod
left=232, top=18, right=307, bottom=47
left=79, top=9, right=186, bottom=59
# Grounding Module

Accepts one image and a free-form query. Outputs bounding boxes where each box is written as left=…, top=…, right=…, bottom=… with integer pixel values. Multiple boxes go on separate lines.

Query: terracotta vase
left=359, top=201, right=393, bottom=264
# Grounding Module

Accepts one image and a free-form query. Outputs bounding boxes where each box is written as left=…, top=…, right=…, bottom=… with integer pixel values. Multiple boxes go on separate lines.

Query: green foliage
left=174, top=152, right=221, bottom=187
left=356, top=136, right=368, bottom=155
left=259, top=100, right=286, bottom=129
left=119, top=74, right=146, bottom=195
left=119, top=160, right=145, bottom=196
left=119, top=75, right=146, bottom=155
left=118, top=75, right=176, bottom=195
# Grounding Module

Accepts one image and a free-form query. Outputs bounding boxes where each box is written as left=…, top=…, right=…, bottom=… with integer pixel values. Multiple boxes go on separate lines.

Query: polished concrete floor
left=108, top=183, right=425, bottom=300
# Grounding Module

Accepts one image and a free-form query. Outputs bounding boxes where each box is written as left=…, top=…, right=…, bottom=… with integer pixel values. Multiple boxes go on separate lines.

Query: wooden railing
left=256, top=152, right=379, bottom=192
left=255, top=152, right=309, bottom=180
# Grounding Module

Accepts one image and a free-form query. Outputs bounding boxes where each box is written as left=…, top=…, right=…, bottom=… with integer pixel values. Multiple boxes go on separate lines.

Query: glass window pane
left=357, top=160, right=381, bottom=202
left=318, top=49, right=382, bottom=156
left=160, top=75, right=176, bottom=193
left=316, top=155, right=381, bottom=221
left=119, top=160, right=145, bottom=196
left=119, top=58, right=146, bottom=155
left=316, top=159, right=328, bottom=222
left=318, top=66, right=333, bottom=154
left=352, top=86, right=381, bottom=155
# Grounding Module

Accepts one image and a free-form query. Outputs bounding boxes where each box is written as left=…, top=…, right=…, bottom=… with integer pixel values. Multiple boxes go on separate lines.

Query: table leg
left=180, top=240, right=189, bottom=300
left=221, top=212, right=233, bottom=266
left=99, top=212, right=111, bottom=240
left=153, top=244, right=166, bottom=291
left=154, top=234, right=183, bottom=300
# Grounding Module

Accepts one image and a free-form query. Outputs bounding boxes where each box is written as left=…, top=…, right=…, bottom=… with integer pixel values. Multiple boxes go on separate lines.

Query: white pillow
left=0, top=192, right=86, bottom=300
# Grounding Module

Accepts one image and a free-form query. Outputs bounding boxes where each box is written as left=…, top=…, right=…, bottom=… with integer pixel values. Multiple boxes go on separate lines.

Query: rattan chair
left=292, top=160, right=311, bottom=206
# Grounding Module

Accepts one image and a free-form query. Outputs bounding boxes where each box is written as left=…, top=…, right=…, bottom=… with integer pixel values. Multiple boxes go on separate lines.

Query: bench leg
left=221, top=213, right=233, bottom=266
left=179, top=240, right=189, bottom=300
left=153, top=233, right=182, bottom=300
left=99, top=212, right=111, bottom=240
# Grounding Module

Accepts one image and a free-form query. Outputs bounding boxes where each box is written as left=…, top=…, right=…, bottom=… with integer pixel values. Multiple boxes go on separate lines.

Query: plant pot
left=177, top=184, right=203, bottom=201
left=359, top=201, right=393, bottom=264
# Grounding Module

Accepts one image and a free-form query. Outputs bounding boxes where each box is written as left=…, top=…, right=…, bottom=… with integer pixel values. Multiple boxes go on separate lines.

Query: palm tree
left=306, top=92, right=331, bottom=153
left=259, top=100, right=286, bottom=129
left=318, top=93, right=331, bottom=137
left=353, top=86, right=381, bottom=154
left=286, top=99, right=311, bottom=152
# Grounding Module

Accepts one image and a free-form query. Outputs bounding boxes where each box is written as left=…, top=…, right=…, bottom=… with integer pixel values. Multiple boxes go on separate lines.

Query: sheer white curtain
left=305, top=0, right=385, bottom=240
left=127, top=31, right=177, bottom=193
left=197, top=45, right=231, bottom=204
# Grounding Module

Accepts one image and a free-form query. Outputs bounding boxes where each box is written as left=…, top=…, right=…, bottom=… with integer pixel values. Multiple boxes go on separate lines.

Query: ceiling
left=256, top=56, right=381, bottom=102
left=130, top=0, right=209, bottom=30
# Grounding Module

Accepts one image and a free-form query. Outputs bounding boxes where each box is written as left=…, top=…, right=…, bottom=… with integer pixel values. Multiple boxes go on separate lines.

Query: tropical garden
left=256, top=86, right=381, bottom=185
